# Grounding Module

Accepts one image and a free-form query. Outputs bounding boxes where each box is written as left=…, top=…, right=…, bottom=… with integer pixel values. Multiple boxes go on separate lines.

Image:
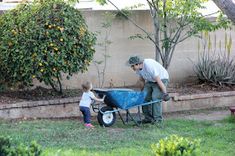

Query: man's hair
left=81, top=81, right=92, bottom=92
left=127, top=56, right=143, bottom=66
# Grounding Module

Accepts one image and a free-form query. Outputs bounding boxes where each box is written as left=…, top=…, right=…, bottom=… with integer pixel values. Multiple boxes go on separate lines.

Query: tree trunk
left=212, top=0, right=235, bottom=24
left=153, top=13, right=161, bottom=62
left=147, top=1, right=161, bottom=62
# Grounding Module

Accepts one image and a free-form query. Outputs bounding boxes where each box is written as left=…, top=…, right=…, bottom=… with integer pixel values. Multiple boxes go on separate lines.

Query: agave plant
left=195, top=51, right=235, bottom=86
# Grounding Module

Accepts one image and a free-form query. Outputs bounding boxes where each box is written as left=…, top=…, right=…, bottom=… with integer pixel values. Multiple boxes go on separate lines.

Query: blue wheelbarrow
left=92, top=88, right=162, bottom=127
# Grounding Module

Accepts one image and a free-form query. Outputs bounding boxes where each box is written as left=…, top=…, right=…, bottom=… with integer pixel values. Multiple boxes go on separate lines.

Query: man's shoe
left=143, top=119, right=152, bottom=124
left=151, top=119, right=163, bottom=125
left=137, top=120, right=142, bottom=124
left=137, top=119, right=152, bottom=124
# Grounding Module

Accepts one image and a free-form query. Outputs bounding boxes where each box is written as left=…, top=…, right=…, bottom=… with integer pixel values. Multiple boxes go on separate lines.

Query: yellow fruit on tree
left=59, top=27, right=64, bottom=32
left=8, top=42, right=13, bottom=46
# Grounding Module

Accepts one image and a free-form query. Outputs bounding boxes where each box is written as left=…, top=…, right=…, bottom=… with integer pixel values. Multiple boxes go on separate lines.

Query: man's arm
left=154, top=76, right=170, bottom=101
left=138, top=76, right=145, bottom=91
left=154, top=76, right=167, bottom=93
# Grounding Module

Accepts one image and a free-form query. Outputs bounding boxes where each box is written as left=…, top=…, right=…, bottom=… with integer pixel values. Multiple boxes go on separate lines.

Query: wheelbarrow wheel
left=97, top=106, right=116, bottom=127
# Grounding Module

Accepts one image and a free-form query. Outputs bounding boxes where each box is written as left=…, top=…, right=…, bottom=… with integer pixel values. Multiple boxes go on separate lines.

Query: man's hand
left=162, top=93, right=170, bottom=101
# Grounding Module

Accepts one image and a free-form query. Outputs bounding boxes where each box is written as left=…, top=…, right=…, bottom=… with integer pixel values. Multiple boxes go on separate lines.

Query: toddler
left=79, top=81, right=104, bottom=128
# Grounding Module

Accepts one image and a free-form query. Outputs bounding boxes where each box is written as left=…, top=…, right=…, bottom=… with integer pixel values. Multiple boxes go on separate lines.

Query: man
left=127, top=56, right=170, bottom=124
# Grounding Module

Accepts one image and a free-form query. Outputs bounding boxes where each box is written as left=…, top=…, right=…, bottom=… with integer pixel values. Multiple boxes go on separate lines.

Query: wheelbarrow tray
left=93, top=88, right=147, bottom=110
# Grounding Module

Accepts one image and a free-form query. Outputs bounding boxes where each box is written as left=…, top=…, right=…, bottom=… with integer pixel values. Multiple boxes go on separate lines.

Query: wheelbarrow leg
left=118, top=111, right=126, bottom=125
left=137, top=106, right=142, bottom=122
left=126, top=110, right=129, bottom=123
left=126, top=110, right=141, bottom=126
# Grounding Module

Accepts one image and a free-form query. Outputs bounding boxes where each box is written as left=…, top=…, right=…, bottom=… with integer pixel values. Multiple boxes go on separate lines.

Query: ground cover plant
left=0, top=117, right=234, bottom=156
left=0, top=136, right=41, bottom=156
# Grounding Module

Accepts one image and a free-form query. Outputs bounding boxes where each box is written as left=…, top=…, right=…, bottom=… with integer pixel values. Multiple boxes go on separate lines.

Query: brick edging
left=0, top=97, right=81, bottom=110
left=1, top=91, right=235, bottom=110
left=172, top=91, right=235, bottom=101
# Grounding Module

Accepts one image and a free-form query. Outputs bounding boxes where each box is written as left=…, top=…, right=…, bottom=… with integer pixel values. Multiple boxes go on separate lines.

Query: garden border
left=163, top=91, right=235, bottom=112
left=0, top=91, right=235, bottom=119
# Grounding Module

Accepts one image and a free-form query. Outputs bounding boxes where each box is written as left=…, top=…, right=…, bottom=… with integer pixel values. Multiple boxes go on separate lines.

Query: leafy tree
left=96, top=0, right=230, bottom=69
left=0, top=0, right=96, bottom=93
left=212, top=0, right=235, bottom=24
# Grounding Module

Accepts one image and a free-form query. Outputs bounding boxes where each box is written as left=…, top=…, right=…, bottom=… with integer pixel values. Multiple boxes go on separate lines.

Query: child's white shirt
left=79, top=91, right=95, bottom=108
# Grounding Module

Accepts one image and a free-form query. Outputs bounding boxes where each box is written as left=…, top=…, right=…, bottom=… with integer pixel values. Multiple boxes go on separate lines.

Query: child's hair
left=81, top=81, right=92, bottom=92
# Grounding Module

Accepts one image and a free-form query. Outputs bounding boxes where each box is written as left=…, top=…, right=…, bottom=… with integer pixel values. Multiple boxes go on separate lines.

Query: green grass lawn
left=0, top=116, right=234, bottom=156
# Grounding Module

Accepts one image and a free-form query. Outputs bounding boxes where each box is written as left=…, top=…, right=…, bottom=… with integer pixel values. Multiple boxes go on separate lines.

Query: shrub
left=0, top=136, right=11, bottom=155
left=194, top=52, right=235, bottom=86
left=151, top=135, right=201, bottom=156
left=0, top=0, right=96, bottom=93
left=223, top=115, right=235, bottom=123
left=0, top=136, right=41, bottom=156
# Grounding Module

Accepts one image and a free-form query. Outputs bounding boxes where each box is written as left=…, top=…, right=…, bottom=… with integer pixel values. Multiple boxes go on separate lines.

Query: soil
left=167, top=82, right=235, bottom=95
left=0, top=82, right=235, bottom=105
left=0, top=86, right=83, bottom=105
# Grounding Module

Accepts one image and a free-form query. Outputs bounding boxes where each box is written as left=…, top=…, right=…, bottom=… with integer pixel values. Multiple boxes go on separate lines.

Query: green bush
left=0, top=136, right=41, bottom=156
left=0, top=0, right=96, bottom=93
left=223, top=115, right=235, bottom=123
left=194, top=52, right=235, bottom=86
left=0, top=136, right=11, bottom=156
left=151, top=135, right=201, bottom=156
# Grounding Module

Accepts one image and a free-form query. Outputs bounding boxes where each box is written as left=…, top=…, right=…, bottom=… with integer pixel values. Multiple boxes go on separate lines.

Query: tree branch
left=106, top=0, right=161, bottom=53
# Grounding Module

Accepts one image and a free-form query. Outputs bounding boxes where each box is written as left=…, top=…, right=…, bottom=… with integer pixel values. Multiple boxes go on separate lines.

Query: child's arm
left=91, top=95, right=105, bottom=102
left=91, top=94, right=105, bottom=102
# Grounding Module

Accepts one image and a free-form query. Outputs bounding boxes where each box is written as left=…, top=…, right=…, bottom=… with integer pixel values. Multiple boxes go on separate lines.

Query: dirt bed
left=0, top=82, right=235, bottom=105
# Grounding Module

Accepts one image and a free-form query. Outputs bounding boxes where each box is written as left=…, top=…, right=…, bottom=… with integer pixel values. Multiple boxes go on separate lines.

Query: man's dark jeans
left=142, top=79, right=169, bottom=122
left=79, top=106, right=91, bottom=124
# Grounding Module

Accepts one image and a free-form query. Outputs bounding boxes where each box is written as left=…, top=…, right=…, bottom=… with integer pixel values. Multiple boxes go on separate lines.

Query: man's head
left=127, top=56, right=143, bottom=71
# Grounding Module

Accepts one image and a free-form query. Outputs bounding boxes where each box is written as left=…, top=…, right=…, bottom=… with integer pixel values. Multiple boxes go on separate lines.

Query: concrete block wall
left=57, top=10, right=235, bottom=89
left=0, top=8, right=234, bottom=88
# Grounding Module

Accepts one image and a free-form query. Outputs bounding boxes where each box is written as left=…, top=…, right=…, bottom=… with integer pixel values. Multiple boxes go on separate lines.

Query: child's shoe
left=85, top=123, right=95, bottom=128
